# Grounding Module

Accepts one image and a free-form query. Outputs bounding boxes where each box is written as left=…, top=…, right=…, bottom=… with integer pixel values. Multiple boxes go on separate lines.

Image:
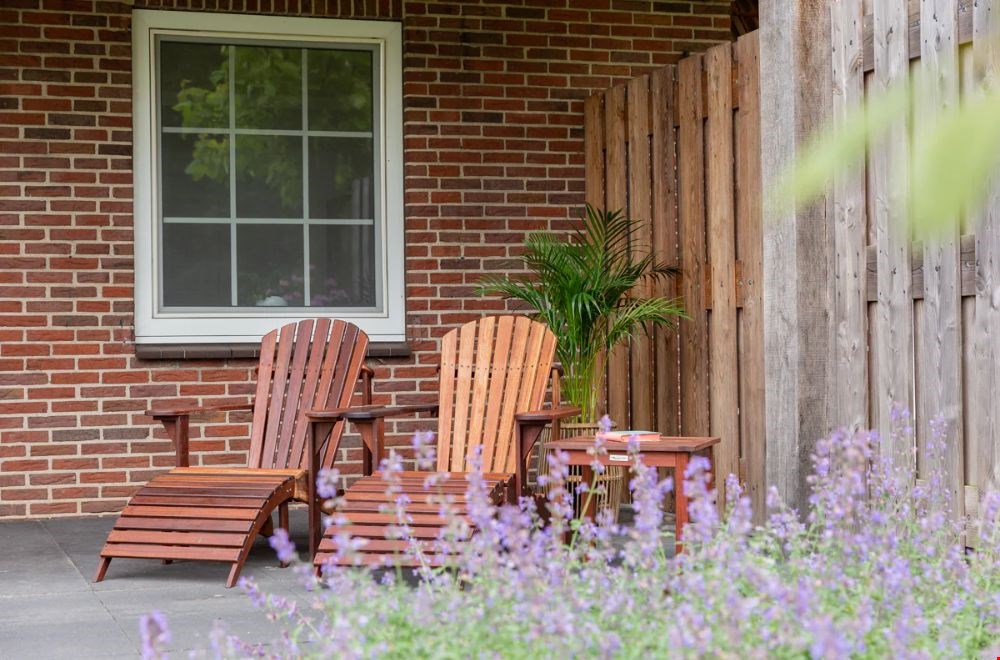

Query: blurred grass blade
left=910, top=86, right=1000, bottom=237
left=777, top=83, right=908, bottom=213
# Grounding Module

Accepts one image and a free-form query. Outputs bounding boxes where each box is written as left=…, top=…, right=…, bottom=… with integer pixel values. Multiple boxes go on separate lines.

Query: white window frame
left=132, top=10, right=405, bottom=343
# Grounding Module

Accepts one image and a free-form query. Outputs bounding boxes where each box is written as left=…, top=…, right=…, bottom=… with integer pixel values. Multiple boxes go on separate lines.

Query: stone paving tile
left=0, top=607, right=136, bottom=659
left=0, top=520, right=91, bottom=596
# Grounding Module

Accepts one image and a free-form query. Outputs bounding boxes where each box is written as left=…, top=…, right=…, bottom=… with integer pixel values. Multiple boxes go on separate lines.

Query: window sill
left=135, top=341, right=413, bottom=361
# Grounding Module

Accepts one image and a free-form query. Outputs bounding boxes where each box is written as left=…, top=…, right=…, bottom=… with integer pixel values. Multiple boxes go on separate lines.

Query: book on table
left=596, top=430, right=661, bottom=443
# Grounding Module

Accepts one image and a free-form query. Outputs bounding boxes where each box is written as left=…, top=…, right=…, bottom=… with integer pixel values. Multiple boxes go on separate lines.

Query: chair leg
left=93, top=556, right=111, bottom=583
left=278, top=502, right=290, bottom=567
left=226, top=561, right=244, bottom=589
left=261, top=515, right=274, bottom=537
left=278, top=502, right=289, bottom=531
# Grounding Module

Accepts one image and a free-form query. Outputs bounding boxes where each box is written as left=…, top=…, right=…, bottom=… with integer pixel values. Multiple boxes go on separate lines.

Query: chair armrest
left=307, top=402, right=439, bottom=422
left=146, top=402, right=253, bottom=467
left=514, top=405, right=581, bottom=423
left=147, top=402, right=254, bottom=418
left=512, top=405, right=581, bottom=499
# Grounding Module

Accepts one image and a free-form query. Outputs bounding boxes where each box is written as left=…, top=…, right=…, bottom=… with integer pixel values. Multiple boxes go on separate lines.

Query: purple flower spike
left=316, top=466, right=341, bottom=500
left=268, top=527, right=297, bottom=564
left=139, top=610, right=170, bottom=660
left=412, top=430, right=437, bottom=470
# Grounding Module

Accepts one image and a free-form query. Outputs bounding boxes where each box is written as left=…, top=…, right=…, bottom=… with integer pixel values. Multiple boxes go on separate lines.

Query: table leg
left=701, top=448, right=715, bottom=494
left=580, top=463, right=597, bottom=521
left=674, top=453, right=689, bottom=554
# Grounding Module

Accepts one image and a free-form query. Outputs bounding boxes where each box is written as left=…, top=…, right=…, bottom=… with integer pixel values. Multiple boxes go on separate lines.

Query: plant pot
left=532, top=421, right=626, bottom=523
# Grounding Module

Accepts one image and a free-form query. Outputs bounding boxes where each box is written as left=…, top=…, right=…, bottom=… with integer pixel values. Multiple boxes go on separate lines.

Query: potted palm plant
left=480, top=204, right=684, bottom=517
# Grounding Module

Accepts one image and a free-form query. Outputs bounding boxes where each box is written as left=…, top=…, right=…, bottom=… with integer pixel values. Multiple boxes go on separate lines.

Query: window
left=133, top=11, right=404, bottom=343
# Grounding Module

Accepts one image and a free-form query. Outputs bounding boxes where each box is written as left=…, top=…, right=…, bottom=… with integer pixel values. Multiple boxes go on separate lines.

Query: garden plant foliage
left=143, top=411, right=1000, bottom=658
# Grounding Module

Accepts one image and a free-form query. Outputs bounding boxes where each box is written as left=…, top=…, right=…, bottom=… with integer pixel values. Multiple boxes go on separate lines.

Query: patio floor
left=0, top=504, right=655, bottom=658
left=0, top=507, right=319, bottom=659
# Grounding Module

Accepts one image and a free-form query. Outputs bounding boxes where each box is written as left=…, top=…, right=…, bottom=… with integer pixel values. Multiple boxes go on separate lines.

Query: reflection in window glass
left=236, top=225, right=304, bottom=306
left=308, top=49, right=373, bottom=132
left=163, top=223, right=231, bottom=306
left=161, top=132, right=229, bottom=218
left=159, top=42, right=229, bottom=129
left=309, top=225, right=376, bottom=307
left=309, top=137, right=374, bottom=219
left=234, top=46, right=302, bottom=130
left=235, top=135, right=303, bottom=219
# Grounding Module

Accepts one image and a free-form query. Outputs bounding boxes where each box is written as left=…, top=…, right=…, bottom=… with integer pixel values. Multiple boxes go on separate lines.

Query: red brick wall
left=0, top=0, right=731, bottom=518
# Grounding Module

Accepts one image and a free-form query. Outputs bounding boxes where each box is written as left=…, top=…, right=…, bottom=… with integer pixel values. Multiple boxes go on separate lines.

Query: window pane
left=307, top=49, right=373, bottom=132
left=159, top=41, right=229, bottom=129
left=309, top=225, right=376, bottom=307
left=234, top=46, right=302, bottom=130
left=236, top=224, right=304, bottom=306
left=308, top=137, right=374, bottom=219
left=161, top=133, right=230, bottom=218
left=162, top=223, right=231, bottom=307
left=235, top=135, right=303, bottom=218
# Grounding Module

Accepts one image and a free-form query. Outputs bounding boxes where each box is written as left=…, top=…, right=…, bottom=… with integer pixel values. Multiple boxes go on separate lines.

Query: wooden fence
left=584, top=33, right=765, bottom=512
left=830, top=0, right=1000, bottom=536
left=587, top=0, right=1000, bottom=529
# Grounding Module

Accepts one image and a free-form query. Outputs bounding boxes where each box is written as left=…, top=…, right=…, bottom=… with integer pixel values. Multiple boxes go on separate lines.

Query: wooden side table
left=544, top=435, right=720, bottom=551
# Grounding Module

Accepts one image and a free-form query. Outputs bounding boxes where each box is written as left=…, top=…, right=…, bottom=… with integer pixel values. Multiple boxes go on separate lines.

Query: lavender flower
left=316, top=467, right=341, bottom=500
left=139, top=610, right=170, bottom=660
left=268, top=528, right=297, bottom=564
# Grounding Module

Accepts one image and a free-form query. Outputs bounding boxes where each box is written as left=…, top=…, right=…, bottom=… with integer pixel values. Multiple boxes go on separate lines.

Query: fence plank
left=831, top=0, right=868, bottom=431
left=705, top=43, right=740, bottom=493
left=627, top=75, right=655, bottom=431
left=678, top=55, right=710, bottom=437
left=604, top=84, right=631, bottom=427
left=864, top=235, right=976, bottom=300
left=918, top=0, right=964, bottom=519
left=972, top=0, right=1000, bottom=498
left=651, top=66, right=681, bottom=436
left=871, top=0, right=915, bottom=464
left=735, top=31, right=765, bottom=518
left=584, top=93, right=607, bottom=419
left=861, top=0, right=976, bottom=72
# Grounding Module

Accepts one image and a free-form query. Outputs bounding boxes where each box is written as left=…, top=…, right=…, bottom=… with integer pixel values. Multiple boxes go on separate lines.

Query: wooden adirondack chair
left=307, top=315, right=579, bottom=568
left=94, top=319, right=370, bottom=587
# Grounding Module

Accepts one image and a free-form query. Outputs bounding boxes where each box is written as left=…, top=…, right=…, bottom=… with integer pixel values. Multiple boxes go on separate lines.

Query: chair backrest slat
left=284, top=317, right=332, bottom=468
left=465, top=315, right=496, bottom=467
left=310, top=321, right=367, bottom=468
left=258, top=323, right=297, bottom=468
left=447, top=321, right=478, bottom=471
left=436, top=316, right=556, bottom=474
left=272, top=319, right=315, bottom=467
left=248, top=330, right=277, bottom=463
left=506, top=322, right=554, bottom=472
left=248, top=319, right=369, bottom=470
left=478, top=315, right=514, bottom=470
left=435, top=329, right=458, bottom=472
left=490, top=317, right=533, bottom=473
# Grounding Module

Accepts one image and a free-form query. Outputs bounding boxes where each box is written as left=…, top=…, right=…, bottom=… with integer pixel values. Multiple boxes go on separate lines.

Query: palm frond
left=478, top=203, right=685, bottom=417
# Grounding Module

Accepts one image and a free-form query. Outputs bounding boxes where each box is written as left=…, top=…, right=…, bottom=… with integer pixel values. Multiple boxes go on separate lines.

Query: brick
left=30, top=502, right=78, bottom=515
left=81, top=499, right=124, bottom=513
left=30, top=472, right=77, bottom=485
